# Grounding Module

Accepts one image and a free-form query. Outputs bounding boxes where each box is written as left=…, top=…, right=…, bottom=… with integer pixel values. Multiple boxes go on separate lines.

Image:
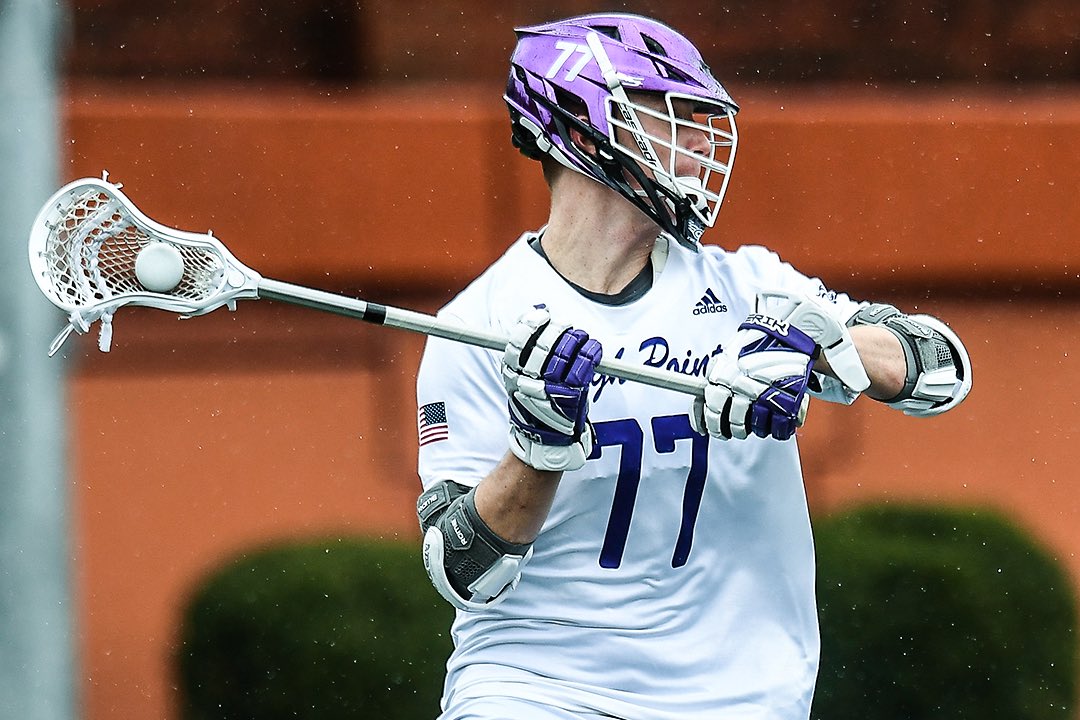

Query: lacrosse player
left=415, top=13, right=971, bottom=720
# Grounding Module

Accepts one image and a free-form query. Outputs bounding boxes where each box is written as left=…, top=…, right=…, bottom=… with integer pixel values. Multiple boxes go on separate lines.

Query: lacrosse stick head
left=28, top=175, right=261, bottom=355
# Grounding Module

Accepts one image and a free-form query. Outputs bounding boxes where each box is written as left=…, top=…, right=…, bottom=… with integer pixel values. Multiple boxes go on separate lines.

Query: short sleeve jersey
left=416, top=234, right=863, bottom=720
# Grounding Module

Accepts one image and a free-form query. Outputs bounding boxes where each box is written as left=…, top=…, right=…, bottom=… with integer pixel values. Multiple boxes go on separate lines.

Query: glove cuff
left=508, top=423, right=593, bottom=472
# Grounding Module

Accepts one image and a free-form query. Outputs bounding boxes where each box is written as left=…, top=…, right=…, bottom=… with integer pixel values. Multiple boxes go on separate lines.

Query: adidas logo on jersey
left=693, top=288, right=728, bottom=315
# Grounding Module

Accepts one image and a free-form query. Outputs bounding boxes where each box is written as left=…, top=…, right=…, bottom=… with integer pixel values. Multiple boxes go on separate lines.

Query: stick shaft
left=258, top=278, right=706, bottom=396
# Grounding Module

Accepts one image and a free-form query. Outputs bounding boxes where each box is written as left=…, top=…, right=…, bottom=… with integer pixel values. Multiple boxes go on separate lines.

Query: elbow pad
left=416, top=481, right=533, bottom=611
left=848, top=304, right=972, bottom=416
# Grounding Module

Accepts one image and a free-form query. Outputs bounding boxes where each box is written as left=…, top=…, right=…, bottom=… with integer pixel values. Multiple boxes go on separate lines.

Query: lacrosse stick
left=27, top=174, right=707, bottom=397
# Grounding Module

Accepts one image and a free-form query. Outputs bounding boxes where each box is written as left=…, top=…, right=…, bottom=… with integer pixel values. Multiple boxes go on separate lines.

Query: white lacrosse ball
left=134, top=243, right=185, bottom=292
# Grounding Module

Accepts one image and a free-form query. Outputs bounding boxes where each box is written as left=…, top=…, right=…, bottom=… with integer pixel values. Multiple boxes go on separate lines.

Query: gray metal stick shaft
left=257, top=278, right=706, bottom=397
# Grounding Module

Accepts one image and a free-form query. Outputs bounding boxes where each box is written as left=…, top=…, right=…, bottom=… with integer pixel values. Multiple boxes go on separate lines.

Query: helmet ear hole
left=568, top=125, right=598, bottom=157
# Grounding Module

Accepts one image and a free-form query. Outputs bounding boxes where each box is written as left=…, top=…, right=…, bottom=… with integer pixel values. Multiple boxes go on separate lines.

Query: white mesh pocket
left=44, top=187, right=225, bottom=308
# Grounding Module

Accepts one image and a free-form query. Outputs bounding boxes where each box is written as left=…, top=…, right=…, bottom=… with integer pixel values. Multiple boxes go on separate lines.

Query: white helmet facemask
left=605, top=91, right=737, bottom=235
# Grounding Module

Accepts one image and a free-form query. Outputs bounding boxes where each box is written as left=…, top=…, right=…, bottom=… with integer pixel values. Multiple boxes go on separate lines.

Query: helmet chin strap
left=632, top=174, right=707, bottom=251
left=653, top=174, right=708, bottom=212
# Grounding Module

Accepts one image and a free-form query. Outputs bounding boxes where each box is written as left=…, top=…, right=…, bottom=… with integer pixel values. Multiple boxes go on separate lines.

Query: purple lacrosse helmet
left=505, top=13, right=739, bottom=250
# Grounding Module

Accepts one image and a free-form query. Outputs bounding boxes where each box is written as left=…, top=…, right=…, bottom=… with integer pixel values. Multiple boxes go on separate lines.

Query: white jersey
left=416, top=233, right=863, bottom=720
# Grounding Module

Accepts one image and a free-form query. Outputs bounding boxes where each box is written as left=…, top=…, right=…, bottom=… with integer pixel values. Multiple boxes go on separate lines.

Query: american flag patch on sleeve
left=418, top=402, right=449, bottom=447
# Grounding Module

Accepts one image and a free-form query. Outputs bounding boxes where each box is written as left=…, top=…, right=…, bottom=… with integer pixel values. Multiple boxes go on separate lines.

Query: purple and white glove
left=692, top=314, right=818, bottom=441
left=502, top=306, right=603, bottom=472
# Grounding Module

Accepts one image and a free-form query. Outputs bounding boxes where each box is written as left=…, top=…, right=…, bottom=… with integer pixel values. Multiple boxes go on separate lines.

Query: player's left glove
left=502, top=306, right=603, bottom=472
left=692, top=314, right=818, bottom=441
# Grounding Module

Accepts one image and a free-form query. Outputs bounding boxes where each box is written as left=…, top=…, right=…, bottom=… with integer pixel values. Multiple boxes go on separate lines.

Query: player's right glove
left=502, top=306, right=603, bottom=472
left=692, top=314, right=818, bottom=441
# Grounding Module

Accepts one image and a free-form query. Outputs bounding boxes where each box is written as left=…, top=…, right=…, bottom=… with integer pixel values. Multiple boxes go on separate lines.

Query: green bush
left=813, top=504, right=1077, bottom=720
left=177, top=535, right=454, bottom=720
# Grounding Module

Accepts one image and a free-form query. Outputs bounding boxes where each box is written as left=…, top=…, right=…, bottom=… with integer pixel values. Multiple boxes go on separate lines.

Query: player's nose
left=678, top=123, right=710, bottom=156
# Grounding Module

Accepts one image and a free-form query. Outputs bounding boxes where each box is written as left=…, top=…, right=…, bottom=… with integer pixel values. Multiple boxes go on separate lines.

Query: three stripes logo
left=693, top=288, right=728, bottom=315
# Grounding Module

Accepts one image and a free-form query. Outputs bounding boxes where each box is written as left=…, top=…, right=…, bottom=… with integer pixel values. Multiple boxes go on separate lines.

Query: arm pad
left=848, top=304, right=972, bottom=416
left=417, top=481, right=533, bottom=611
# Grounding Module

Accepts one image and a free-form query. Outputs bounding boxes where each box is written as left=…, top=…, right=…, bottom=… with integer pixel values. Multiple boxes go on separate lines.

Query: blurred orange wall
left=59, top=85, right=1079, bottom=720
